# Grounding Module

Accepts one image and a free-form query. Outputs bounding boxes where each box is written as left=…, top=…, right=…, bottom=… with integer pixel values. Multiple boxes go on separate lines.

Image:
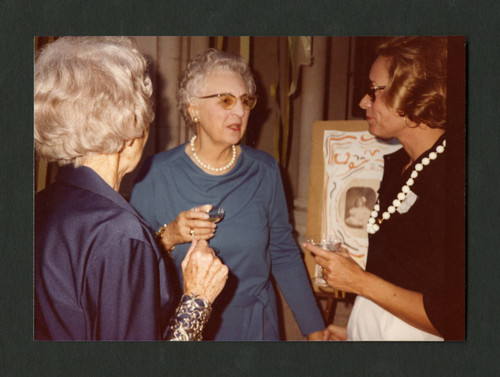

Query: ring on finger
left=190, top=228, right=195, bottom=237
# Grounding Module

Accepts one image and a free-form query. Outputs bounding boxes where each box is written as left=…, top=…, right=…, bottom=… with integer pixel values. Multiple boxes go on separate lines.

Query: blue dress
left=130, top=144, right=324, bottom=340
left=35, top=165, right=174, bottom=340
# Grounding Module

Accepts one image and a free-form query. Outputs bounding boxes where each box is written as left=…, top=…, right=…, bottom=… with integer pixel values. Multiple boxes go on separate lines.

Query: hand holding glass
left=307, top=234, right=341, bottom=287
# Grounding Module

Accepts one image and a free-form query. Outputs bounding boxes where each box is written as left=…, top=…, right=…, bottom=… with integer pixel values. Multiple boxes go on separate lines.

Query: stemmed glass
left=307, top=233, right=341, bottom=287
left=207, top=207, right=225, bottom=223
left=207, top=207, right=225, bottom=255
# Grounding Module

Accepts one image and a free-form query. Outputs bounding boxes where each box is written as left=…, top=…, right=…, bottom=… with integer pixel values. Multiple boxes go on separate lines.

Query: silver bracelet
left=167, top=294, right=212, bottom=341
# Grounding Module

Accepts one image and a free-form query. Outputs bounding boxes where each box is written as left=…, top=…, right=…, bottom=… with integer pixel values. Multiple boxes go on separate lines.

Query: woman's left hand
left=323, top=324, right=348, bottom=341
left=306, top=329, right=328, bottom=341
left=181, top=239, right=229, bottom=303
left=303, top=243, right=365, bottom=295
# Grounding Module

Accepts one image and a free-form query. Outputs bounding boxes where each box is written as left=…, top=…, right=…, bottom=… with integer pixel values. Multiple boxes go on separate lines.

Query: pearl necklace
left=367, top=139, right=446, bottom=235
left=190, top=135, right=237, bottom=172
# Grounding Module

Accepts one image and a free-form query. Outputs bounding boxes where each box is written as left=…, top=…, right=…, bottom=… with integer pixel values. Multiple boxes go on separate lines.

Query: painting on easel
left=306, top=121, right=401, bottom=270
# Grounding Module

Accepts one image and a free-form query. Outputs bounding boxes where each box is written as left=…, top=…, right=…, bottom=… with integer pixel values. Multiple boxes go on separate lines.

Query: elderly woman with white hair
left=34, top=37, right=228, bottom=341
left=130, top=48, right=326, bottom=340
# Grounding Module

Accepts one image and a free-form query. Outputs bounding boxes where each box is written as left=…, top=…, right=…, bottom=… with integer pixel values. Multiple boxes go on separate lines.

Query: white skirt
left=347, top=296, right=443, bottom=341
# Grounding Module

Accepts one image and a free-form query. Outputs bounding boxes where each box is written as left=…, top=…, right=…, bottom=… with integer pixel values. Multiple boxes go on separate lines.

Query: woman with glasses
left=305, top=37, right=464, bottom=341
left=130, top=48, right=325, bottom=340
left=35, top=37, right=229, bottom=341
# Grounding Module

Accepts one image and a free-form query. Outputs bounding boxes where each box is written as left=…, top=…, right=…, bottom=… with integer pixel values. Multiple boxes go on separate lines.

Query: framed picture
left=305, top=120, right=401, bottom=288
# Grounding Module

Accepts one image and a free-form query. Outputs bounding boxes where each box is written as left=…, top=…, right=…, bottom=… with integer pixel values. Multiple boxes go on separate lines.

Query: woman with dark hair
left=35, top=37, right=228, bottom=341
left=130, top=48, right=325, bottom=340
left=306, top=37, right=464, bottom=341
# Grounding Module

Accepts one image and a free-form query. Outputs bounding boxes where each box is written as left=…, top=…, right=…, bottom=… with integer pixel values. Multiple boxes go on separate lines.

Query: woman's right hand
left=160, top=204, right=216, bottom=250
left=181, top=239, right=229, bottom=303
left=323, top=324, right=348, bottom=341
left=304, top=242, right=365, bottom=295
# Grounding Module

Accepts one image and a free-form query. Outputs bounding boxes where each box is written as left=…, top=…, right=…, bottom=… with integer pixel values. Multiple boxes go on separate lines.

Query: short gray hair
left=177, top=48, right=256, bottom=131
left=34, top=36, right=154, bottom=166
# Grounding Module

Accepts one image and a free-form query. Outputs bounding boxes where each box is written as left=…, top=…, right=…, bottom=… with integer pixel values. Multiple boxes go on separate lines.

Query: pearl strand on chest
left=366, top=139, right=446, bottom=235
left=190, top=135, right=237, bottom=173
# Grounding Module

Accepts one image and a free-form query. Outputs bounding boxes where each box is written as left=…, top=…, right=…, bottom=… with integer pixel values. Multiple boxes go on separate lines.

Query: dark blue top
left=130, top=144, right=324, bottom=340
left=35, top=165, right=174, bottom=340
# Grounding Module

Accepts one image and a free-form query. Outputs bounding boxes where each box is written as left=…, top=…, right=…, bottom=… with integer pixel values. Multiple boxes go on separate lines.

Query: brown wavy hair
left=376, top=37, right=447, bottom=129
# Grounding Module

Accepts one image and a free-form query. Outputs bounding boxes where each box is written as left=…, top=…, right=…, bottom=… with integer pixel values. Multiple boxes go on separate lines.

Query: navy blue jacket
left=35, top=165, right=174, bottom=340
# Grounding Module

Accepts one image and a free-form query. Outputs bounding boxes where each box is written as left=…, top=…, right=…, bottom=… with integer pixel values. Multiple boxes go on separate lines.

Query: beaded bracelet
left=155, top=224, right=168, bottom=239
left=155, top=224, right=175, bottom=256
left=167, top=294, right=212, bottom=341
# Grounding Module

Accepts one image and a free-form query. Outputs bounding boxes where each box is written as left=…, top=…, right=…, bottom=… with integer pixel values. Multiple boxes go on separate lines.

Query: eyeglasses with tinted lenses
left=367, top=85, right=386, bottom=102
left=197, top=93, right=258, bottom=110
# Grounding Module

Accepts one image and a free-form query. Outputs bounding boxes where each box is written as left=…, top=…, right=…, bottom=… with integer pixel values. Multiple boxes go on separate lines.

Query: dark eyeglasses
left=197, top=93, right=258, bottom=110
left=367, top=85, right=386, bottom=102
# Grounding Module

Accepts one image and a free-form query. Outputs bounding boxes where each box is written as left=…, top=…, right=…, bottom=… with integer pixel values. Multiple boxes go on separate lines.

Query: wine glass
left=307, top=233, right=341, bottom=287
left=207, top=207, right=225, bottom=223
left=206, top=207, right=225, bottom=255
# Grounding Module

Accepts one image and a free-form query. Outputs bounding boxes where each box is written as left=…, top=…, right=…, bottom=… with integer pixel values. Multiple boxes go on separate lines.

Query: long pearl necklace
left=190, top=135, right=237, bottom=172
left=367, top=139, right=446, bottom=235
